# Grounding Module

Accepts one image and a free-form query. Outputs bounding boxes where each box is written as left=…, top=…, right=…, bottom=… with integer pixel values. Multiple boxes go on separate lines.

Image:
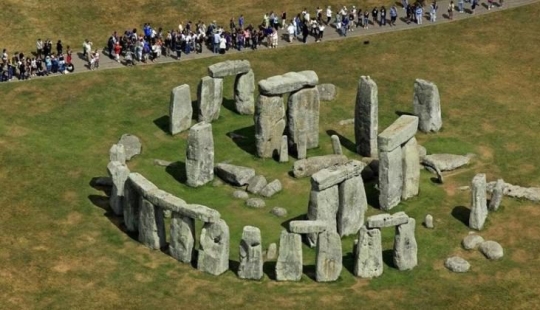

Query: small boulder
left=246, top=198, right=266, bottom=209
left=215, top=163, right=256, bottom=186
left=247, top=175, right=267, bottom=194
left=266, top=243, right=277, bottom=260
left=260, top=179, right=283, bottom=198
left=462, top=234, right=484, bottom=250
left=423, top=154, right=470, bottom=171
left=444, top=256, right=470, bottom=273
left=317, top=83, right=337, bottom=101
left=233, top=190, right=249, bottom=200
left=479, top=241, right=504, bottom=260
left=270, top=207, right=288, bottom=218
left=118, top=134, right=142, bottom=161
left=424, top=214, right=434, bottom=229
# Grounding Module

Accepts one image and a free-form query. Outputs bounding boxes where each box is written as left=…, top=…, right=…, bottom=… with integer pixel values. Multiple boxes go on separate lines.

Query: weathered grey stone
left=292, top=155, right=349, bottom=178
left=246, top=198, right=266, bottom=209
left=186, top=122, right=214, bottom=187
left=317, top=83, right=337, bottom=101
left=486, top=181, right=540, bottom=202
left=258, top=70, right=319, bottom=95
left=145, top=188, right=221, bottom=222
left=367, top=211, right=409, bottom=228
left=275, top=230, right=303, bottom=281
left=233, top=190, right=249, bottom=200
left=402, top=137, right=420, bottom=200
left=354, top=226, right=383, bottom=278
left=393, top=218, right=417, bottom=271
left=316, top=230, right=343, bottom=282
left=197, top=76, right=222, bottom=122
left=109, top=144, right=126, bottom=164
left=379, top=147, right=403, bottom=211
left=198, top=219, right=230, bottom=275
left=339, top=118, right=354, bottom=126
left=488, top=179, right=505, bottom=211
left=123, top=180, right=139, bottom=232
left=234, top=69, right=255, bottom=115
left=163, top=209, right=172, bottom=218
left=355, top=76, right=379, bottom=157
left=266, top=243, right=277, bottom=260
left=169, top=84, right=193, bottom=135
left=138, top=198, right=166, bottom=250
left=421, top=156, right=444, bottom=184
left=118, top=134, right=142, bottom=161
left=479, top=241, right=504, bottom=260
left=307, top=185, right=339, bottom=247
left=338, top=175, right=367, bottom=237
left=153, top=159, right=173, bottom=167
left=254, top=94, right=286, bottom=158
left=107, top=161, right=130, bottom=216
left=279, top=135, right=289, bottom=163
left=311, top=160, right=366, bottom=191
left=169, top=214, right=195, bottom=263
left=260, top=179, right=283, bottom=198
left=462, top=233, right=484, bottom=250
left=289, top=220, right=328, bottom=234
left=247, top=175, right=268, bottom=194
left=469, top=173, right=488, bottom=230
left=423, top=154, right=470, bottom=171
left=413, top=79, right=442, bottom=133
left=215, top=163, right=256, bottom=186
left=296, top=132, right=307, bottom=159
left=238, top=226, right=263, bottom=280
left=378, top=115, right=419, bottom=152
left=208, top=60, right=251, bottom=78
left=417, top=144, right=427, bottom=158
left=287, top=87, right=320, bottom=151
left=128, top=173, right=158, bottom=197
left=444, top=256, right=470, bottom=273
left=331, top=135, right=343, bottom=155
left=424, top=214, right=434, bottom=229
left=270, top=207, right=288, bottom=218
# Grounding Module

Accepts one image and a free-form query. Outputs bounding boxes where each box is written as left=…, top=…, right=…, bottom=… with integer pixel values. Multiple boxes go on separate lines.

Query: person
left=316, top=6, right=322, bottom=22
left=281, top=12, right=287, bottom=27
left=402, top=0, right=409, bottom=10
left=219, top=35, right=226, bottom=54
left=317, top=22, right=325, bottom=42
left=448, top=1, right=455, bottom=19
left=213, top=31, right=220, bottom=53
left=488, top=0, right=494, bottom=10
left=238, top=14, right=245, bottom=29
left=114, top=42, right=122, bottom=62
left=390, top=6, right=398, bottom=26
left=1, top=49, right=7, bottom=65
left=36, top=39, right=43, bottom=59
left=326, top=6, right=332, bottom=25
left=458, top=0, right=464, bottom=12
left=287, top=23, right=295, bottom=42
left=430, top=1, right=438, bottom=22
left=56, top=40, right=63, bottom=55
left=83, top=39, right=93, bottom=64
left=66, top=45, right=72, bottom=64
left=363, top=10, right=370, bottom=29
left=380, top=6, right=387, bottom=26
left=371, top=7, right=379, bottom=26
left=471, top=0, right=478, bottom=14
left=301, top=22, right=309, bottom=43
left=416, top=5, right=423, bottom=24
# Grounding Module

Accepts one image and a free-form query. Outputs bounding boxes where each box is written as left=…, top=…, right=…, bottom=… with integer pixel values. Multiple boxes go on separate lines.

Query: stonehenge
left=198, top=219, right=230, bottom=276
left=169, top=84, right=193, bottom=135
left=355, top=76, right=379, bottom=157
left=469, top=173, right=488, bottom=230
left=413, top=79, right=442, bottom=133
left=238, top=226, right=263, bottom=280
left=354, top=226, right=383, bottom=278
left=186, top=122, right=214, bottom=187
left=276, top=230, right=303, bottom=281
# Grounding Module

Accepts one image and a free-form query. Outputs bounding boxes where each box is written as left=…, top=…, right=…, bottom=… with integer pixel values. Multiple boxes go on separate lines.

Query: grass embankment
left=1, top=3, right=540, bottom=309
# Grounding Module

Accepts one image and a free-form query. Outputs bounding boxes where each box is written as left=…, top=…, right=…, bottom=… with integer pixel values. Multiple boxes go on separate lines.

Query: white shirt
left=326, top=8, right=332, bottom=17
left=219, top=37, right=226, bottom=49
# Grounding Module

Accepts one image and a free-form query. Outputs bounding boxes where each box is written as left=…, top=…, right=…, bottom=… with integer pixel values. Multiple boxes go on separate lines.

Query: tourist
left=390, top=6, right=398, bottom=26
left=372, top=7, right=379, bottom=26
left=471, top=0, right=478, bottom=14
left=56, top=40, right=63, bottom=55
left=1, top=49, right=7, bottom=65
left=416, top=5, right=423, bottom=24
left=287, top=23, right=295, bottom=42
left=301, top=22, right=309, bottom=43
left=458, top=0, right=465, bottom=13
left=430, top=1, right=438, bottom=22
left=380, top=6, right=387, bottom=26
left=326, top=6, right=332, bottom=25
left=317, top=22, right=325, bottom=42
left=36, top=39, right=43, bottom=59
left=448, top=1, right=455, bottom=19
left=488, top=0, right=494, bottom=10
left=83, top=39, right=92, bottom=64
left=364, top=10, right=370, bottom=29
left=402, top=0, right=409, bottom=10
left=219, top=35, right=226, bottom=54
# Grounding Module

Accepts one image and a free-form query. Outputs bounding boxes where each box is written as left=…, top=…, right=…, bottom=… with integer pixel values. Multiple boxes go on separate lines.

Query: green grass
left=1, top=3, right=540, bottom=310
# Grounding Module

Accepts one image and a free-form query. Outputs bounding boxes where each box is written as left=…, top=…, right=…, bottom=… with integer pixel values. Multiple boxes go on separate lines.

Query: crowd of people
left=1, top=0, right=505, bottom=82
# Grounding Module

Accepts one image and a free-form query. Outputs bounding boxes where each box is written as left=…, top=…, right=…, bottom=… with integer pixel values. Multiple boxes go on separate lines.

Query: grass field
left=1, top=2, right=540, bottom=309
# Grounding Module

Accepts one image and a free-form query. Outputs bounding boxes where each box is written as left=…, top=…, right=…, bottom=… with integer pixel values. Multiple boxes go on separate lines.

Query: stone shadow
left=153, top=115, right=170, bottom=134
left=481, top=2, right=489, bottom=9
left=303, top=264, right=317, bottom=281
left=452, top=206, right=470, bottom=227
left=395, top=110, right=415, bottom=117
left=280, top=214, right=306, bottom=230
left=166, top=161, right=188, bottom=183
left=326, top=129, right=356, bottom=154
left=396, top=1, right=404, bottom=7
left=364, top=181, right=381, bottom=210
left=87, top=194, right=139, bottom=242
left=382, top=249, right=396, bottom=268
left=464, top=8, right=473, bottom=14
left=263, top=261, right=277, bottom=280
left=191, top=100, right=199, bottom=120
left=229, top=259, right=240, bottom=276
left=342, top=252, right=356, bottom=275
left=227, top=125, right=258, bottom=156
left=222, top=98, right=239, bottom=114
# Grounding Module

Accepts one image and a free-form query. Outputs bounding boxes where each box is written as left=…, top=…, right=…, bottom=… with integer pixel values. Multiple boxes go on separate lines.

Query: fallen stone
left=377, top=115, right=419, bottom=152
left=338, top=175, right=367, bottom=237
left=247, top=175, right=267, bottom=194
left=169, top=84, right=193, bottom=135
left=109, top=144, right=126, bottom=164
left=234, top=69, right=255, bottom=115
left=424, top=214, right=434, bottom=229
left=198, top=219, right=230, bottom=275
left=169, top=214, right=195, bottom=263
left=307, top=185, right=339, bottom=247
left=367, top=212, right=409, bottom=228
left=118, top=134, right=142, bottom=161
left=379, top=147, right=403, bottom=211
left=138, top=198, right=166, bottom=250
left=196, top=76, right=222, bottom=122
left=266, top=243, right=277, bottom=260
left=279, top=135, right=289, bottom=163
left=233, top=190, right=249, bottom=200
left=186, top=122, right=214, bottom=187
left=355, top=76, right=379, bottom=157
left=259, top=179, right=283, bottom=198
left=215, top=163, right=256, bottom=186
left=469, top=173, right=488, bottom=230
left=339, top=118, right=354, bottom=126
left=208, top=60, right=251, bottom=78
left=486, top=181, right=540, bottom=202
left=354, top=226, right=383, bottom=278
left=423, top=154, right=470, bottom=171
left=402, top=137, right=420, bottom=200
left=254, top=94, right=286, bottom=158
left=421, top=156, right=444, bottom=184
left=311, top=160, right=366, bottom=191
left=246, top=198, right=266, bottom=209
left=458, top=186, right=470, bottom=191
left=316, top=230, right=343, bottom=282
left=444, top=256, right=470, bottom=273
left=238, top=226, right=263, bottom=280
left=258, top=70, right=319, bottom=95
left=107, top=161, right=130, bottom=216
left=287, top=87, right=320, bottom=151
left=289, top=220, right=328, bottom=234
left=276, top=230, right=303, bottom=281
left=331, top=135, right=343, bottom=155
left=153, top=159, right=173, bottom=167
left=413, top=79, right=442, bottom=133
left=479, top=240, right=504, bottom=260
left=462, top=233, right=484, bottom=250
left=393, top=218, right=418, bottom=271
left=270, top=207, right=288, bottom=218
left=317, top=83, right=337, bottom=101
left=292, top=155, right=349, bottom=178
left=488, top=179, right=505, bottom=211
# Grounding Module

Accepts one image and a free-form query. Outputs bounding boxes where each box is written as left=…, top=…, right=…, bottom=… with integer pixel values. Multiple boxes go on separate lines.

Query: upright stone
left=109, top=144, right=126, bottom=164
left=234, top=69, right=255, bottom=115
left=307, top=185, right=339, bottom=247
left=123, top=180, right=139, bottom=232
left=297, top=132, right=307, bottom=159
left=169, top=84, right=193, bottom=135
left=198, top=219, right=230, bottom=276
left=238, top=226, right=263, bottom=280
left=186, top=122, right=214, bottom=187
left=279, top=135, right=289, bottom=163
left=287, top=87, right=320, bottom=152
left=266, top=243, right=277, bottom=260
left=393, top=218, right=418, bottom=271
left=107, top=161, right=130, bottom=216
left=354, top=226, right=383, bottom=278
left=469, top=173, right=488, bottom=230
left=316, top=230, right=343, bottom=282
left=402, top=137, right=420, bottom=200
left=169, top=213, right=195, bottom=263
left=331, top=135, right=343, bottom=155
left=138, top=198, right=166, bottom=250
left=254, top=94, right=286, bottom=158
left=379, top=147, right=403, bottom=211
left=338, top=175, right=368, bottom=237
left=488, top=178, right=504, bottom=211
left=413, top=79, right=442, bottom=133
left=275, top=230, right=303, bottom=281
left=355, top=76, right=378, bottom=157
left=197, top=77, right=222, bottom=122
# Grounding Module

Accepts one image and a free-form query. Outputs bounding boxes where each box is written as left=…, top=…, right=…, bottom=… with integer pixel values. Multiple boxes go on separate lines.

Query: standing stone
left=254, top=94, right=286, bottom=158
left=169, top=84, right=193, bottom=135
left=297, top=131, right=307, bottom=159
left=355, top=76, right=378, bottom=157
left=379, top=147, right=403, bottom=211
left=238, top=226, right=263, bottom=280
left=469, top=173, right=488, bottom=230
left=109, top=144, right=126, bottom=164
left=424, top=214, right=434, bottom=228
left=317, top=83, right=337, bottom=101
left=402, top=137, right=420, bottom=200
left=266, top=243, right=277, bottom=260
left=138, top=198, right=166, bottom=250
left=197, top=76, right=222, bottom=122
left=198, top=219, right=230, bottom=276
left=234, top=69, right=255, bottom=115
left=488, top=178, right=504, bottom=211
left=186, top=122, right=214, bottom=187
left=413, top=79, right=442, bottom=133
left=107, top=161, right=130, bottom=216
left=338, top=175, right=367, bottom=237
left=393, top=218, right=418, bottom=271
left=287, top=86, right=320, bottom=152
left=123, top=181, right=139, bottom=233
left=169, top=213, right=195, bottom=263
left=275, top=230, right=303, bottom=281
left=279, top=135, right=289, bottom=163
left=316, top=230, right=343, bottom=282
left=354, top=226, right=383, bottom=278
left=331, top=135, right=343, bottom=155
left=307, top=185, right=339, bottom=247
